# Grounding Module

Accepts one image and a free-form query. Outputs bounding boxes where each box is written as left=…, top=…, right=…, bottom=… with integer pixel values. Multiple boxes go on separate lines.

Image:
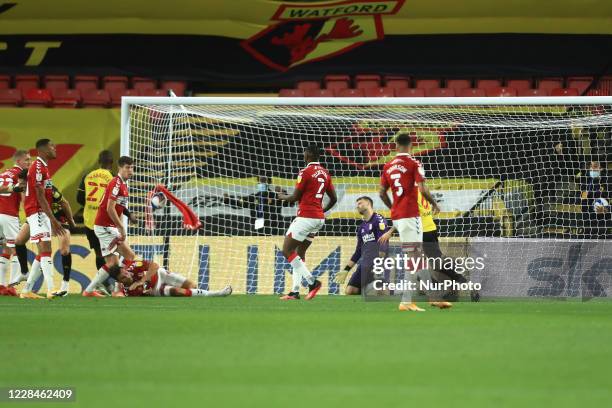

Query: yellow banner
left=0, top=0, right=610, bottom=35
left=0, top=108, right=120, bottom=216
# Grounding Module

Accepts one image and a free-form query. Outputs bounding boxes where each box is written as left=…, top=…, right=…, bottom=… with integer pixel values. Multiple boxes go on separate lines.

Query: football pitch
left=2, top=296, right=611, bottom=408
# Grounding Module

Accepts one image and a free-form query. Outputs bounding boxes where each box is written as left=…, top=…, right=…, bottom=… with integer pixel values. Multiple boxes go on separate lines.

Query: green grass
left=2, top=296, right=612, bottom=408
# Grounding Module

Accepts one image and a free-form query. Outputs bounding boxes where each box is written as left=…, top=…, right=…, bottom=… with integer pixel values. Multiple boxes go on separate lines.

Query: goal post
left=121, top=96, right=612, bottom=299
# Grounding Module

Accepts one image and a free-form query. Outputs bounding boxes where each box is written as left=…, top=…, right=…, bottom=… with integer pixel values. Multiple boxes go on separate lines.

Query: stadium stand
left=275, top=75, right=611, bottom=98
left=0, top=74, right=188, bottom=107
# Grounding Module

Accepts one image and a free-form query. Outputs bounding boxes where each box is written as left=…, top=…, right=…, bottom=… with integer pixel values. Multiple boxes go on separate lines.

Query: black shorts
left=423, top=230, right=443, bottom=258
left=85, top=227, right=101, bottom=251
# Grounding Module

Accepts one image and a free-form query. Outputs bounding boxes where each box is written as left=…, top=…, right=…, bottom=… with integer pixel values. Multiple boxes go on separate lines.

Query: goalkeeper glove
left=334, top=265, right=352, bottom=284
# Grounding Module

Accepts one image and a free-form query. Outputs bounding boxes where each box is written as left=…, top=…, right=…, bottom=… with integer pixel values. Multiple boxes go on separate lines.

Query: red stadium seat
left=337, top=88, right=365, bottom=97
left=324, top=74, right=350, bottom=83
left=74, top=75, right=99, bottom=92
left=385, top=79, right=410, bottom=90
left=414, top=79, right=440, bottom=90
left=325, top=80, right=349, bottom=92
left=132, top=77, right=157, bottom=92
left=426, top=88, right=456, bottom=97
left=0, top=89, right=22, bottom=106
left=356, top=80, right=380, bottom=90
left=110, top=89, right=139, bottom=106
left=550, top=88, right=579, bottom=96
left=305, top=89, right=335, bottom=97
left=537, top=78, right=563, bottom=92
left=506, top=79, right=532, bottom=90
left=355, top=74, right=381, bottom=89
left=446, top=79, right=472, bottom=90
left=0, top=75, right=10, bottom=90
left=51, top=89, right=81, bottom=108
left=364, top=87, right=395, bottom=97
left=586, top=89, right=607, bottom=96
left=517, top=88, right=549, bottom=96
left=457, top=88, right=486, bottom=97
left=15, top=75, right=39, bottom=92
left=475, top=79, right=502, bottom=90
left=384, top=75, right=410, bottom=81
left=278, top=89, right=304, bottom=97
left=160, top=80, right=187, bottom=96
left=486, top=87, right=517, bottom=97
left=396, top=88, right=425, bottom=97
left=596, top=76, right=612, bottom=95
left=43, top=75, right=69, bottom=91
left=140, top=89, right=168, bottom=97
left=102, top=76, right=128, bottom=92
left=82, top=89, right=111, bottom=107
left=23, top=88, right=52, bottom=107
left=355, top=74, right=381, bottom=82
left=566, top=77, right=594, bottom=94
left=296, top=81, right=320, bottom=91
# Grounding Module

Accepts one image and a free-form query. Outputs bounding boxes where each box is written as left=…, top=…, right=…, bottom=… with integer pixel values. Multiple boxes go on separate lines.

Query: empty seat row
left=0, top=88, right=173, bottom=108
left=279, top=87, right=587, bottom=98
left=295, top=75, right=607, bottom=95
left=0, top=75, right=187, bottom=96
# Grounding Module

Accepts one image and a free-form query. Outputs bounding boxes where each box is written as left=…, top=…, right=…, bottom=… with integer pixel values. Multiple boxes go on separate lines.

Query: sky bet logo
left=242, top=0, right=405, bottom=71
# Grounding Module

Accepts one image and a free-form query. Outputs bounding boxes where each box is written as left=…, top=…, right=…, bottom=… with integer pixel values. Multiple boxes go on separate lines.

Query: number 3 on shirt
left=315, top=177, right=325, bottom=199
left=390, top=173, right=403, bottom=197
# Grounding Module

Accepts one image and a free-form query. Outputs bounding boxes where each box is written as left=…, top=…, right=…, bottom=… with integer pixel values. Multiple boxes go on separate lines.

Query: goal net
left=121, top=97, right=612, bottom=300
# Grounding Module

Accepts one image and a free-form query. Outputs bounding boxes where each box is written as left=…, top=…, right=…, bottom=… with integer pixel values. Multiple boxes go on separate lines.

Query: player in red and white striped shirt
left=20, top=139, right=66, bottom=299
left=379, top=133, right=440, bottom=312
left=277, top=145, right=337, bottom=300
left=0, top=150, right=30, bottom=296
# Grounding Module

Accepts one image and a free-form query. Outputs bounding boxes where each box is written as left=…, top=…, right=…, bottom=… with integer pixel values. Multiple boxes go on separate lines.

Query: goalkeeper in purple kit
left=335, top=196, right=390, bottom=295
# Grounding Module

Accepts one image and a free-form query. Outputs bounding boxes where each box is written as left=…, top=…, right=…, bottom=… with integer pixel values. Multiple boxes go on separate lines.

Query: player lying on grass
left=107, top=259, right=232, bottom=298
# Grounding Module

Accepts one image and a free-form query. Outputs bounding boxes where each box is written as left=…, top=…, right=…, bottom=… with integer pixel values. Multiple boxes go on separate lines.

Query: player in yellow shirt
left=77, top=151, right=114, bottom=274
left=379, top=190, right=479, bottom=305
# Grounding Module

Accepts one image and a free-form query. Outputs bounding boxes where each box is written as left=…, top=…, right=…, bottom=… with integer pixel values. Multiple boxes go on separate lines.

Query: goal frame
left=120, top=96, right=612, bottom=155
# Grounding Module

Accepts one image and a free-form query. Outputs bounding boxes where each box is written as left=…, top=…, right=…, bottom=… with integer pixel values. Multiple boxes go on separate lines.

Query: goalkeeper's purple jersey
left=350, top=212, right=390, bottom=263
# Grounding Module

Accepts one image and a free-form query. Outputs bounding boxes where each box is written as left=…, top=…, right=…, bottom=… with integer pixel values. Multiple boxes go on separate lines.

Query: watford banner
left=0, top=0, right=610, bottom=81
left=0, top=108, right=120, bottom=212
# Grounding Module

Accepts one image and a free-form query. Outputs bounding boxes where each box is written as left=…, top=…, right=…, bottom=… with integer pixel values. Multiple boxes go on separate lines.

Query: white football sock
left=23, top=258, right=41, bottom=293
left=40, top=255, right=54, bottom=293
left=0, top=256, right=8, bottom=286
left=290, top=254, right=314, bottom=288
left=85, top=267, right=109, bottom=292
left=400, top=245, right=417, bottom=304
left=188, top=287, right=228, bottom=297
left=9, top=255, right=22, bottom=284
left=60, top=280, right=70, bottom=292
